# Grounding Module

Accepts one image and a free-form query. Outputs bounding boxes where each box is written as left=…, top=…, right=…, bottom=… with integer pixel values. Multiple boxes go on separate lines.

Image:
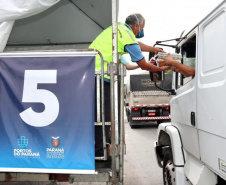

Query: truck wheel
left=129, top=116, right=136, bottom=129
left=126, top=108, right=130, bottom=122
left=130, top=123, right=136, bottom=129
left=163, top=148, right=176, bottom=185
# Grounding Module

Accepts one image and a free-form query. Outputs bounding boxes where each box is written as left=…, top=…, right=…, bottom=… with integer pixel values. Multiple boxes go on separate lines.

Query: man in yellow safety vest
left=89, top=13, right=169, bottom=79
left=89, top=13, right=169, bottom=157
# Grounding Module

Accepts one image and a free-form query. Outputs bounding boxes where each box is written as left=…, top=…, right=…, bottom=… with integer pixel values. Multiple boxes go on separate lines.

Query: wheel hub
left=163, top=160, right=176, bottom=185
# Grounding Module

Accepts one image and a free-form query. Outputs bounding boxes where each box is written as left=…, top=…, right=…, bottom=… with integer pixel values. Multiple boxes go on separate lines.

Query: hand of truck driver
left=159, top=53, right=195, bottom=77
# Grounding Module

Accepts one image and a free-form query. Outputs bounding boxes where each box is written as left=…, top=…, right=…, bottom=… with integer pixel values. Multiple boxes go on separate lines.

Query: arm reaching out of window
left=159, top=53, right=195, bottom=77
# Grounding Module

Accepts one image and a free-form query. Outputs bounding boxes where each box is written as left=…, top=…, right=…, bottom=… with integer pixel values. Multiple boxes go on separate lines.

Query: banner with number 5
left=0, top=51, right=96, bottom=174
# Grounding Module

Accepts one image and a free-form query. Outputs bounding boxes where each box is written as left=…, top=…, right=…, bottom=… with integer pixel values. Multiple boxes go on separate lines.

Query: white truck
left=125, top=73, right=172, bottom=128
left=154, top=1, right=226, bottom=184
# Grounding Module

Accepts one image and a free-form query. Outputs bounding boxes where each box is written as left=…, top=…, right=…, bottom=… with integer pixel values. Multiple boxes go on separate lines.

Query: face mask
left=136, top=29, right=144, bottom=38
left=134, top=14, right=144, bottom=38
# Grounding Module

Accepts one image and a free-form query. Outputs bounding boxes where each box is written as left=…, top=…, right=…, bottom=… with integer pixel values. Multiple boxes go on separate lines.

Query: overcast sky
left=118, top=0, right=223, bottom=73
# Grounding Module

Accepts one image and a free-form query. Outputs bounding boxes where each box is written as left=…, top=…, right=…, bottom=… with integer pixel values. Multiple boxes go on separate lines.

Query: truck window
left=177, top=35, right=196, bottom=88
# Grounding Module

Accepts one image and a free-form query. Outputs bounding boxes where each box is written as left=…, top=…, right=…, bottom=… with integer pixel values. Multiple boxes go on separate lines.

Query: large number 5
left=19, top=70, right=59, bottom=127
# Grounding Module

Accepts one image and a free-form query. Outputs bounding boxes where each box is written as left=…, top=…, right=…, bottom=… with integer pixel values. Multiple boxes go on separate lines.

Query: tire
left=129, top=110, right=141, bottom=128
left=129, top=115, right=134, bottom=128
left=126, top=108, right=130, bottom=122
left=129, top=115, right=137, bottom=129
left=163, top=148, right=176, bottom=185
left=130, top=124, right=136, bottom=129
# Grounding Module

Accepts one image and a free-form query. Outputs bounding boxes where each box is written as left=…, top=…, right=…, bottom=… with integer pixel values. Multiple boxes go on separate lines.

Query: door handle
left=191, top=112, right=195, bottom=126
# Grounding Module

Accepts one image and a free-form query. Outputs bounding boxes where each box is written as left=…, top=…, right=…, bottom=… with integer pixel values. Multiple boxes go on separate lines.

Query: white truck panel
left=197, top=1, right=226, bottom=138
left=184, top=151, right=217, bottom=185
left=171, top=78, right=200, bottom=159
left=171, top=79, right=196, bottom=127
left=197, top=3, right=226, bottom=180
left=173, top=122, right=200, bottom=161
left=199, top=130, right=226, bottom=179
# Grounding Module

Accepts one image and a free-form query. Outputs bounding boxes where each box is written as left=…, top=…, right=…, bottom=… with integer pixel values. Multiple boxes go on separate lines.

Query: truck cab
left=155, top=1, right=226, bottom=184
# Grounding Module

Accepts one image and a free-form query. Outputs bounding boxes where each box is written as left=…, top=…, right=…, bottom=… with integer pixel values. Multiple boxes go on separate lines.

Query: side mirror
left=150, top=71, right=164, bottom=82
left=175, top=46, right=180, bottom=54
left=149, top=51, right=164, bottom=81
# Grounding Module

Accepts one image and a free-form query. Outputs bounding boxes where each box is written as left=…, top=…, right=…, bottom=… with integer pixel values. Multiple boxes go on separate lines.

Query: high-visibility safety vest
left=89, top=22, right=138, bottom=79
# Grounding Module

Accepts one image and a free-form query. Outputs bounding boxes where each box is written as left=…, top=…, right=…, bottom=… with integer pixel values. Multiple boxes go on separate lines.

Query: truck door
left=197, top=1, right=226, bottom=176
left=171, top=30, right=200, bottom=159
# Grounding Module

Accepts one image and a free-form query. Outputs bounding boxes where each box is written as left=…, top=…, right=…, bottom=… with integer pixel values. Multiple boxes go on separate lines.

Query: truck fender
left=155, top=123, right=191, bottom=185
left=155, top=122, right=185, bottom=167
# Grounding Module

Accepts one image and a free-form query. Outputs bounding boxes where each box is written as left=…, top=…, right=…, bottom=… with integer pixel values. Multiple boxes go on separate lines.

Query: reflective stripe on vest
left=118, top=23, right=136, bottom=43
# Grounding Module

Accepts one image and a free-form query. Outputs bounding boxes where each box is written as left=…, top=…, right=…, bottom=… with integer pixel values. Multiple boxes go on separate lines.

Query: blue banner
left=0, top=53, right=95, bottom=174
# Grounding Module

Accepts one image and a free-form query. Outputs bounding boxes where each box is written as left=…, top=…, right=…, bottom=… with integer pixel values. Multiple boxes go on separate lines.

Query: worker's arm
left=124, top=44, right=168, bottom=71
left=159, top=53, right=195, bottom=77
left=137, top=58, right=170, bottom=71
left=124, top=63, right=140, bottom=70
left=138, top=41, right=164, bottom=54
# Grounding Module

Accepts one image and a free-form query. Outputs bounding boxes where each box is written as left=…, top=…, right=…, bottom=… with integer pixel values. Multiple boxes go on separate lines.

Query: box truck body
left=125, top=74, right=172, bottom=128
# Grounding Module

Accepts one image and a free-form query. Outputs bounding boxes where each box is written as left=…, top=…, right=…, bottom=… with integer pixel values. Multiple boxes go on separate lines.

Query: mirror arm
left=154, top=43, right=177, bottom=48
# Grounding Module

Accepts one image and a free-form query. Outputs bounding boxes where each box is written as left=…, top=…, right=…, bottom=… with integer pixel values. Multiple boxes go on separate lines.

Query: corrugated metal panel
left=132, top=91, right=171, bottom=96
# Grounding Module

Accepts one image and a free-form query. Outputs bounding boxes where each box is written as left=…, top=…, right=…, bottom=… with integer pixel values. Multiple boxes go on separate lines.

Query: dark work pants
left=95, top=78, right=111, bottom=157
